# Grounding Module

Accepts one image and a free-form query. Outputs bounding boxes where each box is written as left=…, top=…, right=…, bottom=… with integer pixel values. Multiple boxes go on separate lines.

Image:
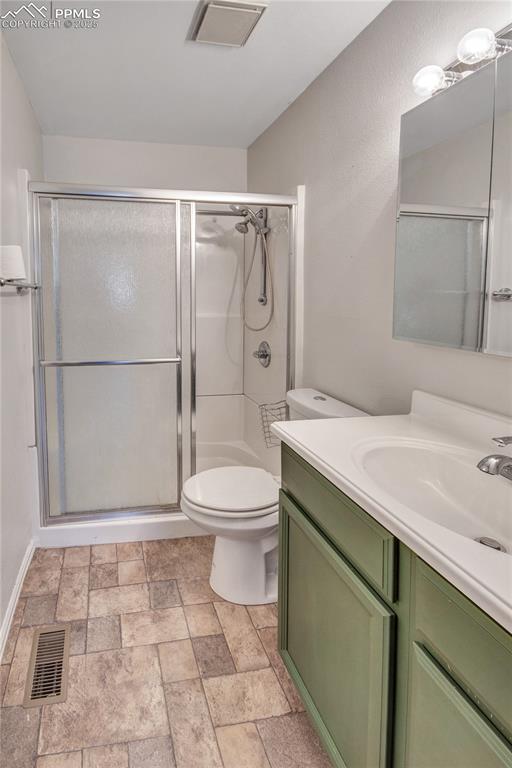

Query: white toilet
left=181, top=388, right=368, bottom=605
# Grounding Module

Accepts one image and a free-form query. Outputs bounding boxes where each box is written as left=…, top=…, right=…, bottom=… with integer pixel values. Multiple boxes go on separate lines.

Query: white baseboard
left=0, top=538, right=35, bottom=661
left=35, top=512, right=202, bottom=549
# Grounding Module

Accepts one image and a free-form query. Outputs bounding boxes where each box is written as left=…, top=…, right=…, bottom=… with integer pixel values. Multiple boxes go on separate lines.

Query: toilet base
left=210, top=531, right=278, bottom=605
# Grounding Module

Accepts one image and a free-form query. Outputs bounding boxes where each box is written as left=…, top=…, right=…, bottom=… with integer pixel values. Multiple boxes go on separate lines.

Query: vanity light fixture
left=457, top=27, right=512, bottom=65
left=413, top=25, right=511, bottom=98
left=412, top=65, right=464, bottom=97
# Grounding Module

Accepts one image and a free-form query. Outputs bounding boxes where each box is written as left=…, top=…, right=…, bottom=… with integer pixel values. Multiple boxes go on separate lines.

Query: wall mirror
left=393, top=53, right=512, bottom=357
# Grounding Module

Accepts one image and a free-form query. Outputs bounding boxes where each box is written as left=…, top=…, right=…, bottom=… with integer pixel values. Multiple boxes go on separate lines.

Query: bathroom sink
left=353, top=438, right=512, bottom=553
left=272, top=391, right=512, bottom=629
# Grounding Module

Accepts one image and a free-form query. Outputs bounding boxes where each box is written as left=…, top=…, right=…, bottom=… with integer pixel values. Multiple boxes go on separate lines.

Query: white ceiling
left=3, top=0, right=388, bottom=148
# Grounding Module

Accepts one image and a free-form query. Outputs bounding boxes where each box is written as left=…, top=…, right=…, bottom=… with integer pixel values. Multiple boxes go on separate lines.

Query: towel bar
left=0, top=278, right=40, bottom=295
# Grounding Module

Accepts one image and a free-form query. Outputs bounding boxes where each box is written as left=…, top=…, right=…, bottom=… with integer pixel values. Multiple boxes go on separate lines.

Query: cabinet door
left=405, top=643, right=512, bottom=768
left=412, top=556, right=512, bottom=741
left=279, top=491, right=395, bottom=768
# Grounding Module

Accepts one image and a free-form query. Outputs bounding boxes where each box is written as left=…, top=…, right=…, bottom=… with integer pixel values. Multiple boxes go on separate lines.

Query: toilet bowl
left=181, top=466, right=280, bottom=605
left=181, top=389, right=368, bottom=605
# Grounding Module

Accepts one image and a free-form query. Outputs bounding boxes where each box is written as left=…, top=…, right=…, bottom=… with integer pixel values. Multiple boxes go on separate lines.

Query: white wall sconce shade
left=0, top=244, right=39, bottom=294
left=0, top=245, right=26, bottom=281
left=412, top=65, right=463, bottom=97
left=191, top=1, right=267, bottom=47
left=457, top=28, right=512, bottom=65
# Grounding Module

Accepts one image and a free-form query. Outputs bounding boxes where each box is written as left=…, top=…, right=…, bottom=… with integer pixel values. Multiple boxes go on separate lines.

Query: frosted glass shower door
left=37, top=197, right=181, bottom=518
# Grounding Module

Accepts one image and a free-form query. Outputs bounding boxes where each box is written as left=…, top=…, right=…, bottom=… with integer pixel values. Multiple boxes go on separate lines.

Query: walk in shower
left=30, top=184, right=296, bottom=525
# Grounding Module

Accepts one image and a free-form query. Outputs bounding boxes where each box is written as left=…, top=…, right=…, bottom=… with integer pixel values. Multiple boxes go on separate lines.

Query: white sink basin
left=272, top=391, right=512, bottom=629
left=353, top=438, right=512, bottom=553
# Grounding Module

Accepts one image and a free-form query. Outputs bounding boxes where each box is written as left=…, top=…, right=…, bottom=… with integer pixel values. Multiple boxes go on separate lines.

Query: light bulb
left=457, top=28, right=497, bottom=63
left=412, top=65, right=445, bottom=96
left=412, top=65, right=462, bottom=97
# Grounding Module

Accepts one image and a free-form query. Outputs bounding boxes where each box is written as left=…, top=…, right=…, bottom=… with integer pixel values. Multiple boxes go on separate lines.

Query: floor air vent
left=24, top=625, right=70, bottom=707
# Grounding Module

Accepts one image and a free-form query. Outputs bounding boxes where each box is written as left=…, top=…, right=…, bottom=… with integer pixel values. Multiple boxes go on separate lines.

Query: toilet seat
left=182, top=496, right=278, bottom=520
left=182, top=466, right=279, bottom=518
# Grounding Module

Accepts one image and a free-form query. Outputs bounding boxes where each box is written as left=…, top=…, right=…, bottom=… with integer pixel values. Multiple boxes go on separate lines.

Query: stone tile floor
left=0, top=536, right=331, bottom=767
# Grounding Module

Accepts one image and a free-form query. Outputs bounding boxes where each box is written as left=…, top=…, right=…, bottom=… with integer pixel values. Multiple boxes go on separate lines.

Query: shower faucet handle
left=252, top=341, right=271, bottom=368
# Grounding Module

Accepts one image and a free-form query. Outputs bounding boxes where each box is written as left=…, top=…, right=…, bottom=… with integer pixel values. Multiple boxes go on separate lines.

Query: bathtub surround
left=195, top=212, right=246, bottom=475
left=195, top=204, right=291, bottom=479
left=0, top=38, right=42, bottom=638
left=242, top=207, right=291, bottom=409
left=248, top=0, right=512, bottom=417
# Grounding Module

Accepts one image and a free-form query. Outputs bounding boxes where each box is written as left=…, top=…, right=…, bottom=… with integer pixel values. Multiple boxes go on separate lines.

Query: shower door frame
left=30, top=182, right=298, bottom=528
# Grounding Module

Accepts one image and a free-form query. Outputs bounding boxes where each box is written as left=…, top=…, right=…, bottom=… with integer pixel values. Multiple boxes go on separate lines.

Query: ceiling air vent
left=191, top=1, right=267, bottom=47
left=24, top=625, right=70, bottom=707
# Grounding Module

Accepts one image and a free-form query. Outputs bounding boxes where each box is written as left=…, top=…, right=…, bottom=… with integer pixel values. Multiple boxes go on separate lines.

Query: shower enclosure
left=30, top=183, right=297, bottom=525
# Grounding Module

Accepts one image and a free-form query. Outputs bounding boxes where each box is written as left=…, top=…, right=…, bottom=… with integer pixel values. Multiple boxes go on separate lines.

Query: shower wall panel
left=195, top=212, right=245, bottom=467
left=242, top=206, right=290, bottom=406
left=195, top=214, right=244, bottom=397
left=242, top=206, right=290, bottom=475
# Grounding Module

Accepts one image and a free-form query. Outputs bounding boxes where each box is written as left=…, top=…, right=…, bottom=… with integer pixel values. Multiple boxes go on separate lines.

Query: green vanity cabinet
left=279, top=445, right=512, bottom=768
left=403, top=643, right=512, bottom=768
left=410, top=557, right=512, bottom=745
left=279, top=491, right=395, bottom=768
left=281, top=445, right=397, bottom=602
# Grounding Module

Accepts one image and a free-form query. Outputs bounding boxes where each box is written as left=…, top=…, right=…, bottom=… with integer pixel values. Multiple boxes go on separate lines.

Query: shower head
left=230, top=204, right=251, bottom=234
left=230, top=205, right=268, bottom=235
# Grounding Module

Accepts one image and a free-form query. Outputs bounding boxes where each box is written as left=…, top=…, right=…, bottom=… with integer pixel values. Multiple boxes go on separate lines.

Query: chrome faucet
left=477, top=437, right=512, bottom=482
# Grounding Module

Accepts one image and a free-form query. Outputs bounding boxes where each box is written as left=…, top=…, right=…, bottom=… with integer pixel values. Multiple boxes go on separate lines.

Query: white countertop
left=272, top=391, right=512, bottom=632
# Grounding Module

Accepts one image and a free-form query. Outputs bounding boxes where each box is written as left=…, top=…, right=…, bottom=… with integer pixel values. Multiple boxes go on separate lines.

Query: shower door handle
left=40, top=358, right=182, bottom=367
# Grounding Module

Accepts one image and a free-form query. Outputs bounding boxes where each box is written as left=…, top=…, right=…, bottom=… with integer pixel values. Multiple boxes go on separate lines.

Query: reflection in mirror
left=394, top=63, right=495, bottom=351
left=485, top=52, right=512, bottom=356
left=394, top=216, right=485, bottom=349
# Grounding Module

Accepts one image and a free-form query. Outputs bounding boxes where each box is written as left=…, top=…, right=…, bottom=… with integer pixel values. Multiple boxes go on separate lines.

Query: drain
left=475, top=536, right=507, bottom=553
left=24, top=625, right=70, bottom=707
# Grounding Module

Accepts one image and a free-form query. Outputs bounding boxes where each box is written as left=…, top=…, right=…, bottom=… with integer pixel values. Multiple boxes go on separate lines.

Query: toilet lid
left=182, top=466, right=279, bottom=513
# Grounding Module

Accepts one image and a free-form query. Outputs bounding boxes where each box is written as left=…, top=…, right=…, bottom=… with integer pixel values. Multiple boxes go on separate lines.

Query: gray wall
left=43, top=135, right=247, bottom=191
left=248, top=1, right=512, bottom=416
left=1, top=36, right=43, bottom=624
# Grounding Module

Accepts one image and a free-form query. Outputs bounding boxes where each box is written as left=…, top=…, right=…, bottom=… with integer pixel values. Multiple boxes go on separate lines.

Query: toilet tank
left=286, top=388, right=368, bottom=420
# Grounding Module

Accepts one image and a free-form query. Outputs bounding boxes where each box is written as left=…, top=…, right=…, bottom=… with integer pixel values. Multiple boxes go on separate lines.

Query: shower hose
left=241, top=230, right=274, bottom=332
